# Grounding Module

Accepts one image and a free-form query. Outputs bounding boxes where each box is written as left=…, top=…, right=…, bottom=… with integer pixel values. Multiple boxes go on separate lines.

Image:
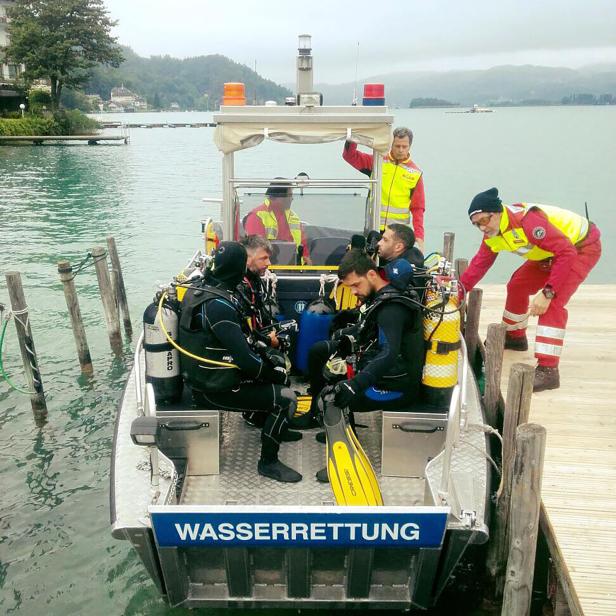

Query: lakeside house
left=109, top=85, right=147, bottom=112
left=0, top=0, right=24, bottom=110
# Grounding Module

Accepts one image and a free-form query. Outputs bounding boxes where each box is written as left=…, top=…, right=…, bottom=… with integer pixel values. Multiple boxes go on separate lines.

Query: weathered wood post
left=487, top=362, right=535, bottom=597
left=442, top=232, right=455, bottom=264
left=454, top=257, right=468, bottom=282
left=57, top=260, right=93, bottom=373
left=91, top=246, right=122, bottom=352
left=5, top=272, right=48, bottom=422
left=502, top=423, right=547, bottom=616
left=464, top=288, right=483, bottom=364
left=106, top=236, right=132, bottom=338
left=483, top=322, right=507, bottom=428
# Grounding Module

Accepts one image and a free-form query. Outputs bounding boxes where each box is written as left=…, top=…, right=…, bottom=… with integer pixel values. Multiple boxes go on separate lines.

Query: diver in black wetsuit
left=376, top=223, right=424, bottom=268
left=293, top=250, right=424, bottom=433
left=236, top=235, right=284, bottom=430
left=178, top=241, right=302, bottom=483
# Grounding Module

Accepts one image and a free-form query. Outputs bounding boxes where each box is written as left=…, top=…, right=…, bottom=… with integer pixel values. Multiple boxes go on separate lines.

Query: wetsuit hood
left=212, top=242, right=247, bottom=289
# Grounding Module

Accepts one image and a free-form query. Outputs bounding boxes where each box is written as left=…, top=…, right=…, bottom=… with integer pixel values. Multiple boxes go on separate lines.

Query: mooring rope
left=63, top=250, right=108, bottom=281
left=0, top=309, right=37, bottom=395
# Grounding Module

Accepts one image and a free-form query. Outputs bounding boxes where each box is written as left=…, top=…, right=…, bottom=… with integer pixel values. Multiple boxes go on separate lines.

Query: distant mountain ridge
left=315, top=64, right=616, bottom=106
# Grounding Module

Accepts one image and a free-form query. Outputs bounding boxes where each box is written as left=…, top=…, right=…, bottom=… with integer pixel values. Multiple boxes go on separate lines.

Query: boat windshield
left=234, top=183, right=370, bottom=266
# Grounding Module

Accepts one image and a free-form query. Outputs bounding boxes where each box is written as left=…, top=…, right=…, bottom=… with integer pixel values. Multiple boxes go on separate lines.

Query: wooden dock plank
left=479, top=284, right=616, bottom=616
left=0, top=134, right=127, bottom=144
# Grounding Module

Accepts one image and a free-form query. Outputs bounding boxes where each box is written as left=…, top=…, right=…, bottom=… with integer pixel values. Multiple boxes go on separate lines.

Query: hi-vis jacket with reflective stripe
left=380, top=157, right=423, bottom=228
left=485, top=203, right=589, bottom=260
left=251, top=199, right=303, bottom=247
left=342, top=142, right=425, bottom=239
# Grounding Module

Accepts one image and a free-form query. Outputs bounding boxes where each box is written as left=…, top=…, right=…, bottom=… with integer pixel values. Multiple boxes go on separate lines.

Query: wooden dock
left=0, top=134, right=128, bottom=145
left=99, top=121, right=216, bottom=129
left=480, top=284, right=616, bottom=616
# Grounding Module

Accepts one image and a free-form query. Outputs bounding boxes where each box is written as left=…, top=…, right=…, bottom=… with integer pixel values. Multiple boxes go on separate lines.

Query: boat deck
left=480, top=284, right=616, bottom=616
left=180, top=411, right=427, bottom=507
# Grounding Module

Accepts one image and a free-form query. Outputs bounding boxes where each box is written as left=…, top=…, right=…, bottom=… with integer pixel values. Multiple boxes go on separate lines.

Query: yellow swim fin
left=322, top=399, right=384, bottom=506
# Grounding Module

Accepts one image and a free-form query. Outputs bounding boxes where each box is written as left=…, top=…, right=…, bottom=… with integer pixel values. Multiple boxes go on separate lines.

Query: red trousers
left=502, top=227, right=602, bottom=367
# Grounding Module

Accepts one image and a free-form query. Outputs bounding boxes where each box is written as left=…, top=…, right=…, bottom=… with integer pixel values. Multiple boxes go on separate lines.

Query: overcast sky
left=103, top=0, right=616, bottom=83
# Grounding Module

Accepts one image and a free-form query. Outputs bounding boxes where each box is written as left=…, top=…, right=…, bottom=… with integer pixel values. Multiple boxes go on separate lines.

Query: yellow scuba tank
left=422, top=283, right=461, bottom=409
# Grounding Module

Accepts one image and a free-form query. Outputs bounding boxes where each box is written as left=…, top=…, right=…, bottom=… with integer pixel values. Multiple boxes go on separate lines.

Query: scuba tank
left=143, top=288, right=183, bottom=405
left=295, top=296, right=335, bottom=374
left=421, top=278, right=461, bottom=409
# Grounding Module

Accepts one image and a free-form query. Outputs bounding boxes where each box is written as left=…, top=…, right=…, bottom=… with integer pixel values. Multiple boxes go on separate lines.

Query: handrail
left=458, top=336, right=469, bottom=432
left=440, top=385, right=461, bottom=498
left=229, top=178, right=375, bottom=188
left=134, top=332, right=145, bottom=416
left=144, top=383, right=160, bottom=495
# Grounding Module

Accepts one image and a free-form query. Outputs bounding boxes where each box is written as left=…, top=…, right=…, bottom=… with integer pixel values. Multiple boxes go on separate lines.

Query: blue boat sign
left=149, top=505, right=450, bottom=548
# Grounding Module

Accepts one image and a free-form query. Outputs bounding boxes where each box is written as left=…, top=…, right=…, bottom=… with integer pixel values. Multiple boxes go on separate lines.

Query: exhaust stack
left=296, top=34, right=313, bottom=95
left=295, top=35, right=321, bottom=106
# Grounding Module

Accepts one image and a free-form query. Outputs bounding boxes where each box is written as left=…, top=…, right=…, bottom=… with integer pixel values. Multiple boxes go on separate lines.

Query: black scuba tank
left=143, top=294, right=183, bottom=405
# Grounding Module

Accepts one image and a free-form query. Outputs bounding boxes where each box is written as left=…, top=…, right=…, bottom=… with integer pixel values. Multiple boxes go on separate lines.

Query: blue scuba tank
left=295, top=297, right=334, bottom=374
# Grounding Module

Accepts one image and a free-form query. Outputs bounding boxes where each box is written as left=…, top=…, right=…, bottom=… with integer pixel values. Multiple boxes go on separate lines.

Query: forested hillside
left=84, top=47, right=291, bottom=109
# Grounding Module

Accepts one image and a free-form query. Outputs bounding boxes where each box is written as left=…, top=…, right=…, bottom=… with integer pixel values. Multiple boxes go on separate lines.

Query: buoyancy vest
left=484, top=203, right=589, bottom=260
left=356, top=287, right=424, bottom=392
left=178, top=283, right=242, bottom=392
left=379, top=157, right=422, bottom=229
left=254, top=199, right=303, bottom=248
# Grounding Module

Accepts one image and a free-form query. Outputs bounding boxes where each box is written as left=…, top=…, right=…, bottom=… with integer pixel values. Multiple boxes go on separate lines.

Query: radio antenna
left=352, top=42, right=360, bottom=105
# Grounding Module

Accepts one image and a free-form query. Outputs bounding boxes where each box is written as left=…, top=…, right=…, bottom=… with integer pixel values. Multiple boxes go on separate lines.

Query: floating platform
left=480, top=284, right=616, bottom=616
left=0, top=134, right=128, bottom=145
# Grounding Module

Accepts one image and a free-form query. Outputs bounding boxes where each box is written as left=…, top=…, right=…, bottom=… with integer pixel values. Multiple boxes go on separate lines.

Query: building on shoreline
left=0, top=0, right=25, bottom=109
left=108, top=85, right=147, bottom=112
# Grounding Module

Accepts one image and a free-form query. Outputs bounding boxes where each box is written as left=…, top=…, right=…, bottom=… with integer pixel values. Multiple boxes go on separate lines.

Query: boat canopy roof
left=213, top=105, right=394, bottom=155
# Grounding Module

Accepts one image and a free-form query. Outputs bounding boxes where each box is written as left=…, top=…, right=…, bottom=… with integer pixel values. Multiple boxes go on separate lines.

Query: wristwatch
left=542, top=286, right=555, bottom=300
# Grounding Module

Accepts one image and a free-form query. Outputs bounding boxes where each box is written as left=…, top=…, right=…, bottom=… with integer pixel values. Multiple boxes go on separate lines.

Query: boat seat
left=380, top=409, right=448, bottom=478
left=308, top=236, right=349, bottom=266
left=156, top=388, right=221, bottom=475
left=270, top=240, right=298, bottom=265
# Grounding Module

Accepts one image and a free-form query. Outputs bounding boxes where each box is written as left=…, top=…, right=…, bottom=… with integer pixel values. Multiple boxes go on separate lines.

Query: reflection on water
left=0, top=107, right=614, bottom=614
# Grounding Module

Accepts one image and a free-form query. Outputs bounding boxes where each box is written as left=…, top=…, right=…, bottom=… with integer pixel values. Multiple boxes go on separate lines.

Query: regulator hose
left=156, top=291, right=239, bottom=369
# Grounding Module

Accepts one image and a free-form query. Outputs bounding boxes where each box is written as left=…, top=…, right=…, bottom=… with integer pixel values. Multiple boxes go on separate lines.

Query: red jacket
left=460, top=208, right=599, bottom=295
left=244, top=202, right=310, bottom=258
left=342, top=141, right=426, bottom=241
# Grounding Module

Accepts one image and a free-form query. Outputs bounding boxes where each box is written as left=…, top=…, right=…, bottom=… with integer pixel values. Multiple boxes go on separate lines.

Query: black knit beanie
left=266, top=177, right=292, bottom=198
left=468, top=187, right=503, bottom=218
left=211, top=241, right=247, bottom=288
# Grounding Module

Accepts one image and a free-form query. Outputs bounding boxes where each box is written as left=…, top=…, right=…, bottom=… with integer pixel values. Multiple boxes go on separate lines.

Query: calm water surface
left=0, top=106, right=614, bottom=615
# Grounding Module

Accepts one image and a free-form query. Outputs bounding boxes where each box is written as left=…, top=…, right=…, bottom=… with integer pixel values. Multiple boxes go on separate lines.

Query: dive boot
left=258, top=459, right=302, bottom=483
left=321, top=396, right=383, bottom=506
left=316, top=467, right=329, bottom=483
left=533, top=365, right=560, bottom=392
left=504, top=335, right=529, bottom=351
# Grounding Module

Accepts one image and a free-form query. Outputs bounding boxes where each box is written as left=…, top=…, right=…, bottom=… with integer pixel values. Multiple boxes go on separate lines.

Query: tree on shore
left=4, top=0, right=124, bottom=110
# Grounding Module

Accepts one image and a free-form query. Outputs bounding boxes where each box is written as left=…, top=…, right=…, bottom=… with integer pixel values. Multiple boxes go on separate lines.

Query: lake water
left=0, top=106, right=614, bottom=615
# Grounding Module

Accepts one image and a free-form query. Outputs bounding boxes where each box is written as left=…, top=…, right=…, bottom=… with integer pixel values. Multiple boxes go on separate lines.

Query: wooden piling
left=106, top=236, right=133, bottom=337
left=442, top=232, right=455, bottom=264
left=483, top=322, right=507, bottom=428
left=487, top=362, right=535, bottom=597
left=57, top=261, right=93, bottom=373
left=91, top=246, right=122, bottom=352
left=5, top=272, right=48, bottom=422
left=464, top=288, right=483, bottom=364
left=454, top=257, right=468, bottom=281
left=501, top=423, right=547, bottom=616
